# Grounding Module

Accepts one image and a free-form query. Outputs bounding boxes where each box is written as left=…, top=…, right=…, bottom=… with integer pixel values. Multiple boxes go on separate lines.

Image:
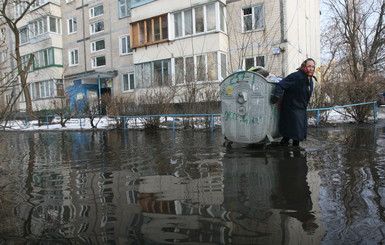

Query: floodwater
left=0, top=117, right=384, bottom=244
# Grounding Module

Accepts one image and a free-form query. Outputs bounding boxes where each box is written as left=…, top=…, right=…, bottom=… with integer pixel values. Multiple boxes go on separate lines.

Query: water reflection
left=0, top=122, right=384, bottom=244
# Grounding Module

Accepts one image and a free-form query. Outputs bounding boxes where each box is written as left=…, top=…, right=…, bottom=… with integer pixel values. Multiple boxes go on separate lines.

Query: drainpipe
left=81, top=0, right=87, bottom=71
left=98, top=74, right=102, bottom=114
left=279, top=0, right=286, bottom=77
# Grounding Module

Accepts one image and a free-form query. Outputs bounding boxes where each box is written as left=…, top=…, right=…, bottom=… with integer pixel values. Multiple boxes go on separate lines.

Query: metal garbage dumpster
left=220, top=70, right=280, bottom=146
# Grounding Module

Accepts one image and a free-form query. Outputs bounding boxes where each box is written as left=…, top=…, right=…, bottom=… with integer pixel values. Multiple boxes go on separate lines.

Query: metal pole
left=98, top=74, right=102, bottom=114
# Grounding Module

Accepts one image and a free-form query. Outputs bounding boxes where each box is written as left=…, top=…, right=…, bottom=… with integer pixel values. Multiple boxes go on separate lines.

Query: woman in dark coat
left=271, top=58, right=315, bottom=146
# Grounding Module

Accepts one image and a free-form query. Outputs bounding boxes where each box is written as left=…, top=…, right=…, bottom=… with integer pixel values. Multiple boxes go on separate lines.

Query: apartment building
left=0, top=0, right=320, bottom=113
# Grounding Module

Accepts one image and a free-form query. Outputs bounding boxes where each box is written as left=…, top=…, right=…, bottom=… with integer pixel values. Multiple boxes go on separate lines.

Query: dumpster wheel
left=223, top=137, right=233, bottom=148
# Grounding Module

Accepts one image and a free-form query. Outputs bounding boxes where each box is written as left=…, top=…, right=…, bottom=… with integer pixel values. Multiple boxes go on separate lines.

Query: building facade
left=0, top=0, right=320, bottom=113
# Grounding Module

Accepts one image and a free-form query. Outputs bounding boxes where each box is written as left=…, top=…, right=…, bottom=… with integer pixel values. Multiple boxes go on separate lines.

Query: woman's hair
left=300, top=58, right=315, bottom=68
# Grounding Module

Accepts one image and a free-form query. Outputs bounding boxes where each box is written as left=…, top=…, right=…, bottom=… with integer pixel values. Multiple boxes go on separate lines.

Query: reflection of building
left=4, top=131, right=325, bottom=244
left=0, top=0, right=320, bottom=112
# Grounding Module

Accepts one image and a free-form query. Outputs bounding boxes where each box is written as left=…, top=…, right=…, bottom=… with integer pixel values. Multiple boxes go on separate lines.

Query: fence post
left=373, top=102, right=378, bottom=122
left=45, top=115, right=49, bottom=129
left=210, top=114, right=214, bottom=132
left=79, top=115, right=82, bottom=129
left=316, top=110, right=320, bottom=127
left=172, top=117, right=175, bottom=132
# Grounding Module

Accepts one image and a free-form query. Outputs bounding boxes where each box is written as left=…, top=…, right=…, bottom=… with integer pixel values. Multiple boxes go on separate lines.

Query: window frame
left=173, top=3, right=223, bottom=39
left=91, top=55, right=106, bottom=68
left=242, top=4, right=265, bottom=32
left=130, top=14, right=168, bottom=48
left=118, top=0, right=131, bottom=18
left=89, top=4, right=104, bottom=19
left=119, top=35, right=132, bottom=55
left=90, top=20, right=105, bottom=35
left=68, top=17, right=77, bottom=34
left=90, top=39, right=105, bottom=53
left=122, top=72, right=135, bottom=92
left=244, top=55, right=266, bottom=70
left=69, top=48, right=79, bottom=67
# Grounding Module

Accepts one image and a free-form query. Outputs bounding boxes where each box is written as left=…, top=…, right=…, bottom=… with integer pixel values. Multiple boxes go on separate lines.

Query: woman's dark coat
left=274, top=70, right=313, bottom=141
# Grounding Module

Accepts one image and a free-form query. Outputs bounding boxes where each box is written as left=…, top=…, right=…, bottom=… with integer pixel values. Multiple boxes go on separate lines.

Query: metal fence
left=307, top=101, right=378, bottom=127
left=2, top=101, right=379, bottom=130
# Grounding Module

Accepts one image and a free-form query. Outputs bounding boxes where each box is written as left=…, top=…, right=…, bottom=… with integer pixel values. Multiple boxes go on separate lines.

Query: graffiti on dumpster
left=224, top=110, right=262, bottom=125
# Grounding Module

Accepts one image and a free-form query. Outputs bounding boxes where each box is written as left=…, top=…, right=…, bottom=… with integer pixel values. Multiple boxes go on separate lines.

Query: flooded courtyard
left=0, top=115, right=385, bottom=244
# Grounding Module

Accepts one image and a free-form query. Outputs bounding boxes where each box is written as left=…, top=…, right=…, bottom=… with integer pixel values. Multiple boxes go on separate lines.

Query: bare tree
left=322, top=0, right=385, bottom=122
left=0, top=0, right=37, bottom=115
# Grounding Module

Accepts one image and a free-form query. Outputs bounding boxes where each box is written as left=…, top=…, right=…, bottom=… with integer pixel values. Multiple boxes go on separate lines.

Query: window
left=19, top=26, right=29, bottom=44
left=69, top=49, right=79, bottom=66
left=153, top=59, right=171, bottom=86
left=196, top=55, right=206, bottom=81
left=31, top=0, right=49, bottom=9
left=122, top=73, right=135, bottom=91
left=220, top=53, right=227, bottom=80
left=21, top=55, right=33, bottom=71
left=91, top=39, right=105, bottom=52
left=66, top=0, right=74, bottom=3
left=29, top=16, right=61, bottom=38
left=174, top=3, right=221, bottom=38
left=174, top=52, right=225, bottom=84
left=39, top=80, right=55, bottom=98
left=56, top=79, right=64, bottom=96
left=31, top=82, right=39, bottom=100
left=68, top=17, right=77, bottom=34
left=30, top=18, right=47, bottom=38
left=175, top=57, right=184, bottom=85
left=34, top=48, right=54, bottom=68
left=90, top=21, right=104, bottom=34
left=0, top=28, right=5, bottom=40
left=90, top=4, right=103, bottom=18
left=120, top=35, right=132, bottom=55
left=243, top=4, right=264, bottom=32
left=195, top=6, right=204, bottom=33
left=244, top=56, right=265, bottom=70
left=130, top=14, right=168, bottom=48
left=92, top=56, right=106, bottom=68
left=30, top=80, right=59, bottom=99
left=1, top=50, right=6, bottom=63
left=49, top=17, right=61, bottom=33
left=135, top=59, right=170, bottom=88
left=118, top=0, right=131, bottom=18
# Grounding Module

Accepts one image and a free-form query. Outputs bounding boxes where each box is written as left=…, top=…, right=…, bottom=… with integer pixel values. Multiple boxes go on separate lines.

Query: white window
left=35, top=48, right=54, bottom=68
left=39, top=80, right=55, bottom=98
left=31, top=0, right=50, bottom=9
left=29, top=16, right=61, bottom=38
left=90, top=4, right=104, bottom=18
left=69, top=49, right=79, bottom=66
left=20, top=27, right=29, bottom=44
left=49, top=17, right=61, bottom=33
left=174, top=52, right=225, bottom=84
left=118, top=0, right=131, bottom=18
left=119, top=35, right=132, bottom=55
left=1, top=50, right=6, bottom=63
left=21, top=55, right=33, bottom=71
left=92, top=56, right=106, bottom=68
left=0, top=28, right=5, bottom=40
left=243, top=4, right=264, bottom=32
left=90, top=21, right=104, bottom=34
left=66, top=0, right=74, bottom=3
left=30, top=18, right=47, bottom=38
left=244, top=56, right=265, bottom=70
left=174, top=3, right=220, bottom=38
left=122, top=73, right=135, bottom=91
left=68, top=17, right=77, bottom=34
left=91, top=39, right=105, bottom=52
left=135, top=59, right=171, bottom=88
